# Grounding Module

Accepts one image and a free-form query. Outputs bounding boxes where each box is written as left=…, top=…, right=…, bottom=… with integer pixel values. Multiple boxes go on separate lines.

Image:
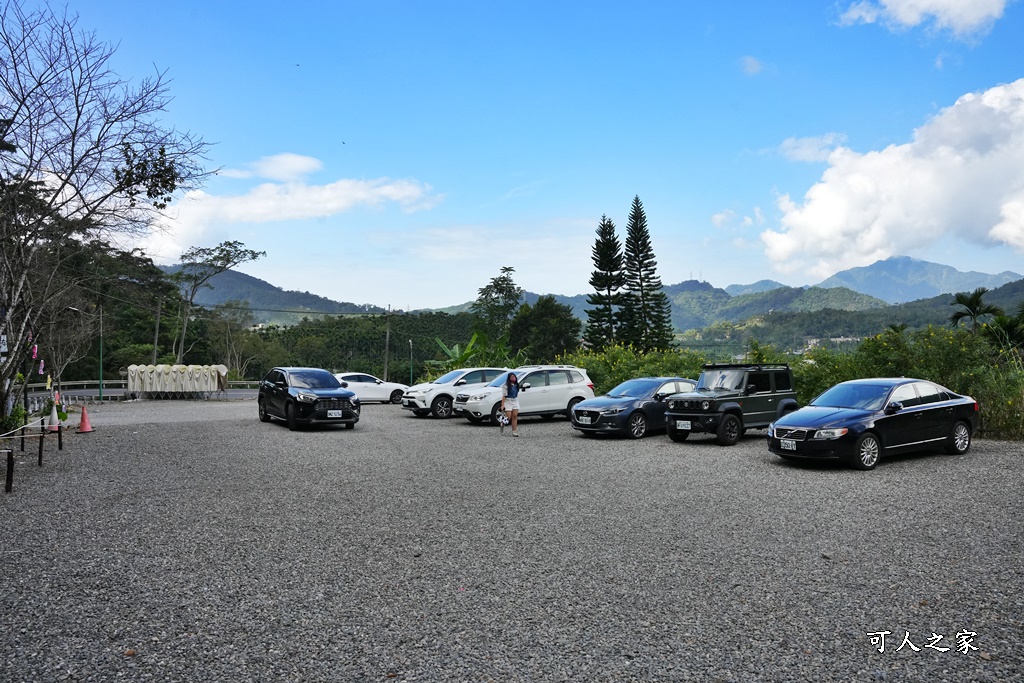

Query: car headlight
left=811, top=428, right=848, bottom=440
left=701, top=400, right=711, bottom=410
left=470, top=392, right=491, bottom=401
left=767, top=423, right=775, bottom=437
left=601, top=407, right=625, bottom=415
left=296, top=392, right=318, bottom=403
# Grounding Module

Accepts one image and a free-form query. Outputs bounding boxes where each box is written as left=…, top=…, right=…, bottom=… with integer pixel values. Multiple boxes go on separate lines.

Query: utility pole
left=152, top=298, right=162, bottom=365
left=98, top=306, right=104, bottom=400
left=383, top=305, right=391, bottom=380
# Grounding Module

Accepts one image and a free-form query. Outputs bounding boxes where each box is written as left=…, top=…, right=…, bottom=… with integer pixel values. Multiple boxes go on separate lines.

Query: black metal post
left=38, top=419, right=44, bottom=466
left=4, top=449, right=12, bottom=493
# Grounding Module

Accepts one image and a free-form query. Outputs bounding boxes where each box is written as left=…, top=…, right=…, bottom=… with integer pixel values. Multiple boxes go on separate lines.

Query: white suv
left=401, top=367, right=508, bottom=418
left=453, top=365, right=595, bottom=424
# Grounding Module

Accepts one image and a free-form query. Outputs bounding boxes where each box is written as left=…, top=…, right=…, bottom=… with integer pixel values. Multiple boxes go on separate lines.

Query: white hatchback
left=453, top=365, right=595, bottom=423
left=334, top=372, right=410, bottom=404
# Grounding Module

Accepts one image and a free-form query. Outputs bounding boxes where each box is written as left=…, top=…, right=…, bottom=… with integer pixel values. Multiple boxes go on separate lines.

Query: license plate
left=327, top=410, right=343, bottom=418
left=402, top=399, right=411, bottom=406
left=577, top=415, right=591, bottom=424
left=676, top=420, right=691, bottom=430
left=781, top=439, right=796, bottom=451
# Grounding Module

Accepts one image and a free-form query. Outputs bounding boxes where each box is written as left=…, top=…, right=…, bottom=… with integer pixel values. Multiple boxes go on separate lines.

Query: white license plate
left=676, top=420, right=691, bottom=430
left=577, top=415, right=591, bottom=425
left=327, top=410, right=343, bottom=418
left=781, top=439, right=796, bottom=451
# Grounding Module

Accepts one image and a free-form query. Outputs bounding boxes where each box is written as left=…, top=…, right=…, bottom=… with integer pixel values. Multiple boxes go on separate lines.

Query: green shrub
left=557, top=344, right=708, bottom=395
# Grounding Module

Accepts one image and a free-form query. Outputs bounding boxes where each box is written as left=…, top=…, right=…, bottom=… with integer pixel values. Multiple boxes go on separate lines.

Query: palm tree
left=949, top=287, right=1004, bottom=331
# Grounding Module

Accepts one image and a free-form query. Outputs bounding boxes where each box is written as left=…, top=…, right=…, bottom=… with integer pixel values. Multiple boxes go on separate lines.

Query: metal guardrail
left=26, top=380, right=261, bottom=392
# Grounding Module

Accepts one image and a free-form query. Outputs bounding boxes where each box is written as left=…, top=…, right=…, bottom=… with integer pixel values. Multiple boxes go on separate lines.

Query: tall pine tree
left=583, top=215, right=624, bottom=350
left=619, top=195, right=675, bottom=351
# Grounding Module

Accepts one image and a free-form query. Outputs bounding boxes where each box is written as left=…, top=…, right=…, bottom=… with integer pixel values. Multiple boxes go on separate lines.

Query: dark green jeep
left=664, top=363, right=799, bottom=446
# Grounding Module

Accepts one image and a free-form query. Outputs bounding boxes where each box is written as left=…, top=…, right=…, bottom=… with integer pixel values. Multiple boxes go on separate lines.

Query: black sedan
left=258, top=367, right=360, bottom=431
left=767, top=378, right=979, bottom=469
left=571, top=377, right=697, bottom=438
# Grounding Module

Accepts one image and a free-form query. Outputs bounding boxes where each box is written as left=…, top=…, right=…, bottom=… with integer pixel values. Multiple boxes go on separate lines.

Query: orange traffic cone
left=47, top=403, right=60, bottom=432
left=77, top=405, right=94, bottom=433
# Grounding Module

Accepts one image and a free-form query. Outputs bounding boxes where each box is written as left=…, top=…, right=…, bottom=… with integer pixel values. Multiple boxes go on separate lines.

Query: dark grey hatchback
left=571, top=377, right=697, bottom=438
left=258, top=367, right=360, bottom=431
left=767, top=377, right=980, bottom=470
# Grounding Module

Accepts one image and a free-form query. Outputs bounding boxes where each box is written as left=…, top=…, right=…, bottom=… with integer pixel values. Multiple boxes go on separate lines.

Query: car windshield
left=433, top=369, right=465, bottom=384
left=290, top=370, right=341, bottom=390
left=487, top=371, right=513, bottom=388
left=606, top=379, right=660, bottom=398
left=811, top=383, right=890, bottom=411
left=696, top=369, right=745, bottom=391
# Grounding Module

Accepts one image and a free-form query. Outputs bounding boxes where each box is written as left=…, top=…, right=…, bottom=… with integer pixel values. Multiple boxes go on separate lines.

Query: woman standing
left=501, top=373, right=521, bottom=437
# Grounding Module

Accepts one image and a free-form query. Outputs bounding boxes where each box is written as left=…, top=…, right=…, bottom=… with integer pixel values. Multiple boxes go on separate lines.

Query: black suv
left=258, top=367, right=360, bottom=431
left=664, top=363, right=798, bottom=445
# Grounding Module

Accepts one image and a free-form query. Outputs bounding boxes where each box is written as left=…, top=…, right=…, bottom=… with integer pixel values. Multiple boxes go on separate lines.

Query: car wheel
left=850, top=433, right=881, bottom=470
left=716, top=414, right=742, bottom=446
left=566, top=397, right=583, bottom=417
left=258, top=398, right=270, bottom=422
left=389, top=390, right=403, bottom=404
left=945, top=421, right=971, bottom=455
left=628, top=412, right=648, bottom=439
left=412, top=409, right=430, bottom=417
left=489, top=402, right=504, bottom=425
left=286, top=403, right=299, bottom=431
left=668, top=427, right=690, bottom=443
left=431, top=395, right=453, bottom=419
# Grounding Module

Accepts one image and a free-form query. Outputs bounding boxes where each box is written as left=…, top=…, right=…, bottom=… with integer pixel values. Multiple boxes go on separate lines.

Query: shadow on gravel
left=768, top=447, right=958, bottom=472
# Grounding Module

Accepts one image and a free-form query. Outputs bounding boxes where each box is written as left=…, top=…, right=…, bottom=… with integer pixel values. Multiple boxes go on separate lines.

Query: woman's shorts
left=503, top=397, right=520, bottom=411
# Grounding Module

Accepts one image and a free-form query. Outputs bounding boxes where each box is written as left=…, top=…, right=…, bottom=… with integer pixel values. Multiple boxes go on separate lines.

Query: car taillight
left=973, top=401, right=980, bottom=412
left=587, top=382, right=594, bottom=390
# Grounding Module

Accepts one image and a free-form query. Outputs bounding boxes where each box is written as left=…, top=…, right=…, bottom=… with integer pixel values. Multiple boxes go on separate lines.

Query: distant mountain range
left=815, top=256, right=1022, bottom=304
left=181, top=256, right=1022, bottom=331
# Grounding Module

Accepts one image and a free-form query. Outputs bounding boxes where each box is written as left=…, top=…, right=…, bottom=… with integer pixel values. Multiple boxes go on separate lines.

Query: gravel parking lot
left=2, top=400, right=1022, bottom=682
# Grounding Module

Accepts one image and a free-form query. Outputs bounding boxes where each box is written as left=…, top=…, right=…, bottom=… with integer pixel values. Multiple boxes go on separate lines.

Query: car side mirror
left=654, top=393, right=666, bottom=402
left=521, top=383, right=531, bottom=390
left=340, top=381, right=349, bottom=388
left=884, top=401, right=903, bottom=414
left=454, top=379, right=466, bottom=386
left=376, top=379, right=383, bottom=384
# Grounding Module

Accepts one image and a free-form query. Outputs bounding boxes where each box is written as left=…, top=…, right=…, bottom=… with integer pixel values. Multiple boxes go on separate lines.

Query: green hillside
left=170, top=264, right=1023, bottom=341
left=162, top=266, right=387, bottom=324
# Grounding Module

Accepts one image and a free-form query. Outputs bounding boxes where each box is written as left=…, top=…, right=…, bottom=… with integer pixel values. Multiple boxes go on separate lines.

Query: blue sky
left=75, top=0, right=1024, bottom=310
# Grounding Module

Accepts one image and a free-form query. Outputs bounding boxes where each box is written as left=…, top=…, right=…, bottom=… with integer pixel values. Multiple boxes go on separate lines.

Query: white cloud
left=711, top=209, right=735, bottom=227
left=740, top=56, right=763, bottom=75
left=141, top=175, right=440, bottom=263
left=761, top=78, right=1024, bottom=280
left=779, top=133, right=848, bottom=162
left=712, top=207, right=765, bottom=229
left=220, top=153, right=324, bottom=182
left=839, top=0, right=1007, bottom=38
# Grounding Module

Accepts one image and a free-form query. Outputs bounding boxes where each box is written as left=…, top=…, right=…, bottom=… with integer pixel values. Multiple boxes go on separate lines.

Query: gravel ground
left=2, top=399, right=1022, bottom=682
